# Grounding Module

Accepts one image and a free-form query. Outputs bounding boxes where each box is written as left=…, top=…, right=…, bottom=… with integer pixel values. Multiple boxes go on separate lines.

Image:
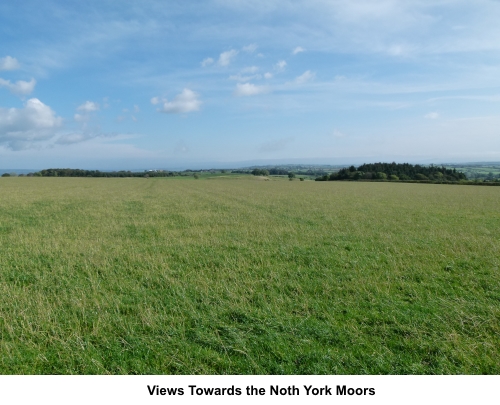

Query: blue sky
left=1, top=0, right=500, bottom=170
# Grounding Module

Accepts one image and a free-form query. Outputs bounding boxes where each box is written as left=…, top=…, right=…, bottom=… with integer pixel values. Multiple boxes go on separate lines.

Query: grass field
left=0, top=176, right=499, bottom=374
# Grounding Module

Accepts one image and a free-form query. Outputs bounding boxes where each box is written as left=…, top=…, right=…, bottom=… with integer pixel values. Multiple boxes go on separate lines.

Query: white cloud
left=229, top=74, right=261, bottom=82
left=295, top=70, right=315, bottom=84
left=157, top=88, right=201, bottom=113
left=264, top=72, right=273, bottom=79
left=274, top=60, right=287, bottom=72
left=56, top=133, right=89, bottom=145
left=218, top=49, right=238, bottom=66
left=201, top=57, right=214, bottom=67
left=55, top=131, right=125, bottom=145
left=0, top=78, right=36, bottom=96
left=242, top=66, right=259, bottom=73
left=133, top=105, right=140, bottom=113
left=77, top=101, right=99, bottom=112
left=292, top=46, right=305, bottom=55
left=242, top=44, right=258, bottom=53
left=150, top=96, right=160, bottom=105
left=0, top=98, right=62, bottom=149
left=234, top=83, right=269, bottom=97
left=230, top=66, right=261, bottom=81
left=428, top=94, right=500, bottom=103
left=0, top=56, right=20, bottom=71
left=0, top=99, right=61, bottom=131
left=74, top=113, right=87, bottom=122
left=424, top=112, right=439, bottom=119
left=212, top=1, right=500, bottom=58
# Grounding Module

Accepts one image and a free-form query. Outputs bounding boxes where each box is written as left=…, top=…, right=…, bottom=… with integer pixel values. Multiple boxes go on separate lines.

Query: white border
left=1, top=375, right=498, bottom=404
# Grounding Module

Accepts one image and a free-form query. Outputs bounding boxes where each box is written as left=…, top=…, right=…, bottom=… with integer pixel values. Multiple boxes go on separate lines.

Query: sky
left=1, top=0, right=500, bottom=170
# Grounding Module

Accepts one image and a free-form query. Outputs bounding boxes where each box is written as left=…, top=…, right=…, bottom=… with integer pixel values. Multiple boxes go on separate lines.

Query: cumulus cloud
left=0, top=98, right=62, bottom=149
left=264, top=72, right=273, bottom=79
left=292, top=46, right=305, bottom=55
left=155, top=89, right=201, bottom=114
left=0, top=56, right=20, bottom=71
left=218, top=49, right=238, bottom=66
left=295, top=70, right=315, bottom=84
left=425, top=112, right=439, bottom=119
left=0, top=78, right=36, bottom=96
left=234, top=83, right=269, bottom=97
left=74, top=101, right=99, bottom=122
left=242, top=44, right=258, bottom=53
left=77, top=101, right=99, bottom=112
left=274, top=60, right=287, bottom=72
left=201, top=57, right=214, bottom=67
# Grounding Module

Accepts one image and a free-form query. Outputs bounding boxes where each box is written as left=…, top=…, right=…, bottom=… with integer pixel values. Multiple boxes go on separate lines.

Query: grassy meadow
left=0, top=175, right=499, bottom=374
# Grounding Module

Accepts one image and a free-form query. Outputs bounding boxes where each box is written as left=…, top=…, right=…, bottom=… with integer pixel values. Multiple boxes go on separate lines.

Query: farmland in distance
left=0, top=176, right=499, bottom=374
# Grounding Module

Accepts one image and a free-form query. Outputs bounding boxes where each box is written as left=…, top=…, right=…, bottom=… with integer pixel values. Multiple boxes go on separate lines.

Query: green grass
left=0, top=177, right=499, bottom=374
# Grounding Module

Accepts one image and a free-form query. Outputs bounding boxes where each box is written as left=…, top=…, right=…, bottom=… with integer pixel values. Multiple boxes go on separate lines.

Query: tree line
left=234, top=168, right=290, bottom=176
left=316, top=163, right=467, bottom=182
left=33, top=169, right=181, bottom=178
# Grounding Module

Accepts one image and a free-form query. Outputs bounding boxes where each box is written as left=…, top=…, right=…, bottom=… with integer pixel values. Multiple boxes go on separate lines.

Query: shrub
left=251, top=169, right=269, bottom=176
left=353, top=171, right=363, bottom=180
left=415, top=173, right=429, bottom=180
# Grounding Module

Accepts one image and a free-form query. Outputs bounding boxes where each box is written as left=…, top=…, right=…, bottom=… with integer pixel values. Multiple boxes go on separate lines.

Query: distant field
left=447, top=164, right=500, bottom=180
left=0, top=176, right=499, bottom=374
